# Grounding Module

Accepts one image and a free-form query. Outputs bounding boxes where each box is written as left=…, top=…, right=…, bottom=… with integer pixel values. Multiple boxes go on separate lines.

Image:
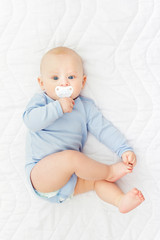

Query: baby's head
left=38, top=47, right=86, bottom=100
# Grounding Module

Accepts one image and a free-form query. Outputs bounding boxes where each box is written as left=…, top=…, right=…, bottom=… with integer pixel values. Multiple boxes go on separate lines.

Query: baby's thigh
left=30, top=150, right=75, bottom=193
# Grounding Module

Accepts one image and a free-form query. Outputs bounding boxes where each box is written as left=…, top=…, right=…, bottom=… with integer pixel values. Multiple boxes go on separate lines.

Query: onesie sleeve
left=83, top=97, right=133, bottom=158
left=23, top=93, right=63, bottom=132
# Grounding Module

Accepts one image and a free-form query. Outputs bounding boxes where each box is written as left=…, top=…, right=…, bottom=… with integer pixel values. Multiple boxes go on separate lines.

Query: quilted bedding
left=0, top=0, right=160, bottom=239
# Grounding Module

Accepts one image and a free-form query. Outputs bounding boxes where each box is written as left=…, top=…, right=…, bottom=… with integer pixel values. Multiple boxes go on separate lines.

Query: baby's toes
left=138, top=191, right=145, bottom=202
left=128, top=163, right=133, bottom=168
left=126, top=165, right=133, bottom=171
left=132, top=188, right=139, bottom=195
left=126, top=167, right=132, bottom=173
left=127, top=164, right=133, bottom=171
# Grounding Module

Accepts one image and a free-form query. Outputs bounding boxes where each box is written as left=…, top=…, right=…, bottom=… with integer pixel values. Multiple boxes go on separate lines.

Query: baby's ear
left=82, top=75, right=87, bottom=88
left=37, top=77, right=45, bottom=90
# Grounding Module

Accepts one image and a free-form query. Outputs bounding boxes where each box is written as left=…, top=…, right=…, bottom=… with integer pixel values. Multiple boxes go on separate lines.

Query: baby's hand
left=121, top=151, right=137, bottom=169
left=58, top=97, right=75, bottom=113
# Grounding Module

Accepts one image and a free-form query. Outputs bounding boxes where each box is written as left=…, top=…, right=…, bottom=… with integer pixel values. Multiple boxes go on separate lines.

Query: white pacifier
left=55, top=86, right=73, bottom=98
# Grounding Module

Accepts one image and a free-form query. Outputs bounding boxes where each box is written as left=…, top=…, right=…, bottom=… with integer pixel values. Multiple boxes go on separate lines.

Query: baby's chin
left=72, top=94, right=80, bottom=100
left=72, top=90, right=82, bottom=99
left=71, top=92, right=81, bottom=100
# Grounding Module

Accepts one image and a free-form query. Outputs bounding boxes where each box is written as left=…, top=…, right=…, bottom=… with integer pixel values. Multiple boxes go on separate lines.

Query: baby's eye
left=53, top=76, right=59, bottom=80
left=68, top=75, right=75, bottom=79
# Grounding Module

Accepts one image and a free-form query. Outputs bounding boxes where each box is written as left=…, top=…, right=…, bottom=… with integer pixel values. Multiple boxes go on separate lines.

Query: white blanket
left=0, top=0, right=160, bottom=239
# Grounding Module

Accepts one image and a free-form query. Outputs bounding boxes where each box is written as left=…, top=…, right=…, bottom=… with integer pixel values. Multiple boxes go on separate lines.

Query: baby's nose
left=60, top=77, right=69, bottom=86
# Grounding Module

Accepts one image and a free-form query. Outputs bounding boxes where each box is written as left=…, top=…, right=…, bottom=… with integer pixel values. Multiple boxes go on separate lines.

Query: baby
left=23, top=47, right=145, bottom=213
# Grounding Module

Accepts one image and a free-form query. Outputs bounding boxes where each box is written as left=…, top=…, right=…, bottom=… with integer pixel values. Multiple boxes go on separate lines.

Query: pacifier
left=55, top=86, right=73, bottom=98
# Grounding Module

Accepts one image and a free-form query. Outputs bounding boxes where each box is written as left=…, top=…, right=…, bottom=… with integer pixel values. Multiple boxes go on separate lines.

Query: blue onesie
left=23, top=92, right=133, bottom=203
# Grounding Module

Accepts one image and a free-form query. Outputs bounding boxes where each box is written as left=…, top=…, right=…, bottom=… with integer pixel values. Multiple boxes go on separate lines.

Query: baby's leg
left=94, top=181, right=145, bottom=213
left=74, top=178, right=145, bottom=213
left=30, top=150, right=130, bottom=193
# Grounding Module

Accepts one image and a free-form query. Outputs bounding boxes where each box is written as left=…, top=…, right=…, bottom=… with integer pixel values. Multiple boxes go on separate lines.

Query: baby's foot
left=118, top=188, right=145, bottom=213
left=107, top=162, right=133, bottom=182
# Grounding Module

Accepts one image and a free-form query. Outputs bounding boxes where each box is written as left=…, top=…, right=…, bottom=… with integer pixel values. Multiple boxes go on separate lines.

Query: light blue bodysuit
left=23, top=92, right=133, bottom=203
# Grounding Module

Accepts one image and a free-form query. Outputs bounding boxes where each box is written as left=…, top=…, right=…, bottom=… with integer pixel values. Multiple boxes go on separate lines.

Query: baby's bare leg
left=74, top=178, right=124, bottom=205
left=95, top=181, right=145, bottom=213
left=74, top=178, right=145, bottom=213
left=30, top=150, right=130, bottom=193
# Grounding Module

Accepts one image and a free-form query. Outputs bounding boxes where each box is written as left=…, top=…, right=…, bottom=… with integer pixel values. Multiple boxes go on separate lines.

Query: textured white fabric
left=0, top=0, right=160, bottom=239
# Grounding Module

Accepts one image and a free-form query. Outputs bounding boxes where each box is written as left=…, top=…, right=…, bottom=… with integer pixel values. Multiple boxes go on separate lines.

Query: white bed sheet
left=0, top=0, right=160, bottom=239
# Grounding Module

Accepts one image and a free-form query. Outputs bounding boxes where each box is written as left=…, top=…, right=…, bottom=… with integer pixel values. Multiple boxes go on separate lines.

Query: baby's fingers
left=132, top=159, right=137, bottom=167
left=128, top=155, right=137, bottom=167
left=122, top=154, right=129, bottom=164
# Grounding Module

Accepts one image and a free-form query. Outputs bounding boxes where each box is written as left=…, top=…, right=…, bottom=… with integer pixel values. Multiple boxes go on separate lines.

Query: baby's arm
left=23, top=93, right=63, bottom=131
left=83, top=98, right=134, bottom=158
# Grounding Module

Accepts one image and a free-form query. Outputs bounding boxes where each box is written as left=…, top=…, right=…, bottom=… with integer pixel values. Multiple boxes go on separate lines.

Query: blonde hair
left=40, top=47, right=83, bottom=74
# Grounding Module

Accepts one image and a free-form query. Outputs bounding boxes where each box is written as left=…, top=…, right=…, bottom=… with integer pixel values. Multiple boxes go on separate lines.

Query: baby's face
left=38, top=51, right=86, bottom=100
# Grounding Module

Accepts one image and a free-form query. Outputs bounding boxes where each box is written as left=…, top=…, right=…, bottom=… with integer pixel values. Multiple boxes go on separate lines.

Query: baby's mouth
left=55, top=86, right=73, bottom=98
